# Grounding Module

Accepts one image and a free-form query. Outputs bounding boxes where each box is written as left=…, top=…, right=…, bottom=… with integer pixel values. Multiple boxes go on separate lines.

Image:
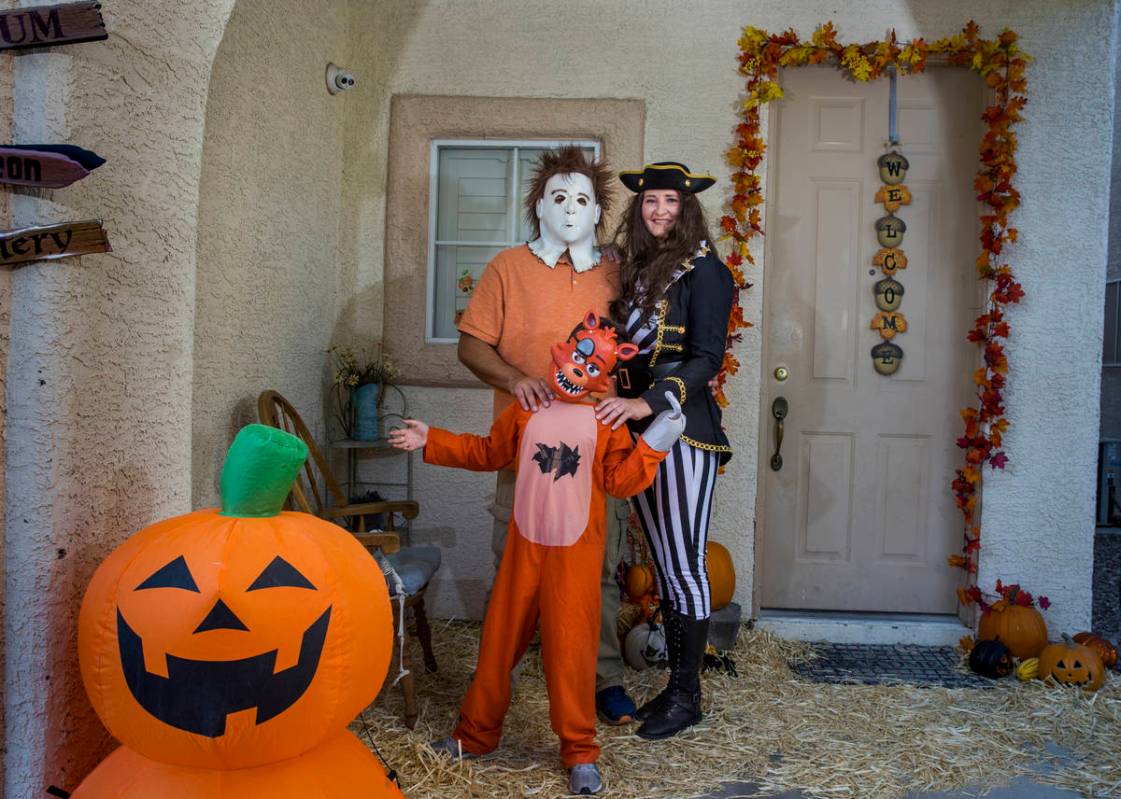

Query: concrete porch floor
left=693, top=742, right=1083, bottom=799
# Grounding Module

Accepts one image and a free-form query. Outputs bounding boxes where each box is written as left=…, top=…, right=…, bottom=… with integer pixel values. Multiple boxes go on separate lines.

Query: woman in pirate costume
left=595, top=161, right=733, bottom=740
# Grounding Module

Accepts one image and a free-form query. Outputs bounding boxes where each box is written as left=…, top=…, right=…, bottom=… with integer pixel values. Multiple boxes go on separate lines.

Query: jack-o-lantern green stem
left=220, top=424, right=309, bottom=517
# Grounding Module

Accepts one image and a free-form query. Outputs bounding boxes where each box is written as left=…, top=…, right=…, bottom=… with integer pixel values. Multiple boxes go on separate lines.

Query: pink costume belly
left=513, top=403, right=596, bottom=546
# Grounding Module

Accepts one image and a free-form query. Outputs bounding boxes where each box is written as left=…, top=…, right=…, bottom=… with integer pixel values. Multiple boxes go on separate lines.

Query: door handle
left=770, top=396, right=788, bottom=471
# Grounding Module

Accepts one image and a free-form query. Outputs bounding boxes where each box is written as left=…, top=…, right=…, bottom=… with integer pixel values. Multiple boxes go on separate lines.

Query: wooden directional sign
left=0, top=220, right=110, bottom=266
left=0, top=2, right=108, bottom=52
left=0, top=145, right=105, bottom=189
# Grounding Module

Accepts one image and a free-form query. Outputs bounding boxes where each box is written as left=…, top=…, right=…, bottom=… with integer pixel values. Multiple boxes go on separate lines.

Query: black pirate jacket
left=617, top=245, right=734, bottom=465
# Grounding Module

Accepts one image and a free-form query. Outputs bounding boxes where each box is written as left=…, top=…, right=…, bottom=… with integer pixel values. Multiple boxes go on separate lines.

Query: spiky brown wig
left=523, top=145, right=614, bottom=241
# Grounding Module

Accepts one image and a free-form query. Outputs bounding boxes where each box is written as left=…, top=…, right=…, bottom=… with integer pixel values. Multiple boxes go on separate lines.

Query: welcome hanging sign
left=0, top=2, right=108, bottom=51
left=0, top=220, right=111, bottom=266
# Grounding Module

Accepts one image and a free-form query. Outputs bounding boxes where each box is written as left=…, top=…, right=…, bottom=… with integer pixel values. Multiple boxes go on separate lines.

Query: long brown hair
left=523, top=145, right=614, bottom=241
left=610, top=190, right=712, bottom=322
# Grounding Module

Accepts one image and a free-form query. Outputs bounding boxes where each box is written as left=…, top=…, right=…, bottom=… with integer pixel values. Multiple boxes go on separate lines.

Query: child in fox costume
left=389, top=311, right=684, bottom=795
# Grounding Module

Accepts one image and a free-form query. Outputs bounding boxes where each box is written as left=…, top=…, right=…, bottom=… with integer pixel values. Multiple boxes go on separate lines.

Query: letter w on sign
left=0, top=2, right=108, bottom=52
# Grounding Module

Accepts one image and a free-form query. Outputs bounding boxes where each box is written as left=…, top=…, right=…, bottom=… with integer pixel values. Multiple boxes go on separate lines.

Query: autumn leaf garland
left=721, top=22, right=1029, bottom=605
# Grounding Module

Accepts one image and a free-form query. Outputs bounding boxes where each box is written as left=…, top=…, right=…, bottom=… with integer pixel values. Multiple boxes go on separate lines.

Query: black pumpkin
left=969, top=638, right=1013, bottom=678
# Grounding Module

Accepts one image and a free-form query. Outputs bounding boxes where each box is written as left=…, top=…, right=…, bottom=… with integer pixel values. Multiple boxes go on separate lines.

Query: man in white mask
left=454, top=147, right=639, bottom=754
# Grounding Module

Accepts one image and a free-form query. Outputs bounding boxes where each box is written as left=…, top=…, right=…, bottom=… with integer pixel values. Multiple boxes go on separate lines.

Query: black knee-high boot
left=636, top=609, right=708, bottom=739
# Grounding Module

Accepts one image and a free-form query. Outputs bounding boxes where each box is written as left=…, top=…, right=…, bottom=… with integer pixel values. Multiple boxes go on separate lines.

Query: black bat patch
left=532, top=442, right=581, bottom=481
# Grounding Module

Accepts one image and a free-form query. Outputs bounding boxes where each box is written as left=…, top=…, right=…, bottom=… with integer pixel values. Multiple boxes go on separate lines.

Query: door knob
left=770, top=396, right=788, bottom=471
left=774, top=366, right=789, bottom=382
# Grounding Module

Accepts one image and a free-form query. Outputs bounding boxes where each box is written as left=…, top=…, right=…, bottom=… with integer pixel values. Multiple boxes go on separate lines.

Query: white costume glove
left=640, top=392, right=686, bottom=452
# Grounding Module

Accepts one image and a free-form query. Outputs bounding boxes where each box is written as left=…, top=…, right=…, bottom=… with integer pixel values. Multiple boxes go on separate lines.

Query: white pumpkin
left=624, top=621, right=668, bottom=671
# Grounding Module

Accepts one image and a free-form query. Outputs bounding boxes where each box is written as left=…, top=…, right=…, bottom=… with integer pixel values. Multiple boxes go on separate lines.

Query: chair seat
left=384, top=546, right=441, bottom=597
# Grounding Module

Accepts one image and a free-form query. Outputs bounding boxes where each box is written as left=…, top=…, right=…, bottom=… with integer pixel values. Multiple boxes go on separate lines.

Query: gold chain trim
left=649, top=299, right=670, bottom=366
left=681, top=435, right=732, bottom=454
left=662, top=376, right=687, bottom=404
left=648, top=242, right=707, bottom=367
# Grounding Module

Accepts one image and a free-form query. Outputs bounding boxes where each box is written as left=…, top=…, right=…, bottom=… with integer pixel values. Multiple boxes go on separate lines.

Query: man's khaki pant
left=490, top=468, right=628, bottom=692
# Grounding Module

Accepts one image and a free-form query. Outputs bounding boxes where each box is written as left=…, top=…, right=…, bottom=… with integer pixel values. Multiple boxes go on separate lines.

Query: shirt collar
left=527, top=238, right=602, bottom=273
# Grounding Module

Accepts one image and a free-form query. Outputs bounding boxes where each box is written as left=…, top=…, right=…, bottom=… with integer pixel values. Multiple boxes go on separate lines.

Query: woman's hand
left=594, top=397, right=652, bottom=430
left=388, top=419, right=429, bottom=451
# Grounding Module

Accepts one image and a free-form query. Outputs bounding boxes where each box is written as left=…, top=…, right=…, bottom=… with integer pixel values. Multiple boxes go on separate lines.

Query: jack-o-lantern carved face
left=1039, top=634, right=1105, bottom=691
left=79, top=426, right=393, bottom=770
left=116, top=541, right=333, bottom=738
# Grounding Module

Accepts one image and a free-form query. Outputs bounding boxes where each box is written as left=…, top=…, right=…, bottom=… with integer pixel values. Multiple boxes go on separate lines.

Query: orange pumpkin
left=1038, top=633, right=1106, bottom=692
left=1072, top=632, right=1118, bottom=670
left=78, top=425, right=394, bottom=770
left=71, top=730, right=404, bottom=798
left=706, top=541, right=736, bottom=611
left=625, top=562, right=656, bottom=603
left=977, top=603, right=1047, bottom=659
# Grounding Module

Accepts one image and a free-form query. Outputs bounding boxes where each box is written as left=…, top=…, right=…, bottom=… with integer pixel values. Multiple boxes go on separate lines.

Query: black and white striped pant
left=631, top=439, right=721, bottom=620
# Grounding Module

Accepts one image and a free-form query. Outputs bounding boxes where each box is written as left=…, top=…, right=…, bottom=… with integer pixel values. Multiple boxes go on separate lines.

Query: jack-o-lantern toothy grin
left=116, top=605, right=331, bottom=737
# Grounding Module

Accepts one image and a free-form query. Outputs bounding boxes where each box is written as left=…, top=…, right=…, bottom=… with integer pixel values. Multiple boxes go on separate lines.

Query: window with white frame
left=1106, top=279, right=1120, bottom=367
left=426, top=139, right=600, bottom=343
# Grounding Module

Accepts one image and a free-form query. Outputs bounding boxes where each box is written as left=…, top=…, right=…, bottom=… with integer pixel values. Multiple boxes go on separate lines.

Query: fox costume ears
left=578, top=311, right=639, bottom=362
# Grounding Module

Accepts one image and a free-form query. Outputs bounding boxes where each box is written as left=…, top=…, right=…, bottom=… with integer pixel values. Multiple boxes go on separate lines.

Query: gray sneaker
left=568, top=762, right=603, bottom=795
left=429, top=735, right=477, bottom=760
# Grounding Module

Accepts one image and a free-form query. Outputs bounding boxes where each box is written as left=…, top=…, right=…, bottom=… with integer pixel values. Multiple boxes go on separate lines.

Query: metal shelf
left=331, top=385, right=414, bottom=538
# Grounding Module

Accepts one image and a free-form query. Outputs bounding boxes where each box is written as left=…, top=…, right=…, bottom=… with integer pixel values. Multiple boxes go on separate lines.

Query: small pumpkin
left=706, top=541, right=736, bottom=611
left=977, top=603, right=1048, bottom=659
left=624, top=621, right=667, bottom=671
left=1072, top=632, right=1118, bottom=670
left=625, top=563, right=656, bottom=603
left=1038, top=633, right=1105, bottom=691
left=1015, top=657, right=1039, bottom=681
left=968, top=638, right=1013, bottom=678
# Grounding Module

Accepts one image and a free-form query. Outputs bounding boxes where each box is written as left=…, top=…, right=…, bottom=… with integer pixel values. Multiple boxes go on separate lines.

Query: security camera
left=326, top=63, right=356, bottom=95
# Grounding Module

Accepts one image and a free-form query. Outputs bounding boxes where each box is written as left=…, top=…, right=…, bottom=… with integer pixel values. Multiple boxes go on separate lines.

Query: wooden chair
left=258, top=389, right=440, bottom=729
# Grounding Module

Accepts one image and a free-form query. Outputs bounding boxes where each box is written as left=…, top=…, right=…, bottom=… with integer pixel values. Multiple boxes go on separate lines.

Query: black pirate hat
left=619, top=161, right=716, bottom=194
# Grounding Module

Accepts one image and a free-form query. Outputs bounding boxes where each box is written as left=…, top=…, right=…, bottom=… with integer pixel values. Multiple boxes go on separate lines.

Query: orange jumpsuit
left=424, top=400, right=666, bottom=765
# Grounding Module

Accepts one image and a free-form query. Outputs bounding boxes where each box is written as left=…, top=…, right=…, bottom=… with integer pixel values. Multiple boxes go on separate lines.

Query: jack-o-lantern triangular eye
left=136, top=555, right=200, bottom=592
left=247, top=556, right=316, bottom=591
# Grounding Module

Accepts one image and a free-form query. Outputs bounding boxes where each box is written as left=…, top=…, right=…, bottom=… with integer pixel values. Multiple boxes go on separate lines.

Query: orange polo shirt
left=457, top=244, right=620, bottom=417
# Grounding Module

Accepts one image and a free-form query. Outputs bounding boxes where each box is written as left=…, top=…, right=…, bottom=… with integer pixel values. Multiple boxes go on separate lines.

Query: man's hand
left=458, top=332, right=553, bottom=411
left=508, top=375, right=554, bottom=412
left=388, top=419, right=429, bottom=452
left=594, top=396, right=653, bottom=430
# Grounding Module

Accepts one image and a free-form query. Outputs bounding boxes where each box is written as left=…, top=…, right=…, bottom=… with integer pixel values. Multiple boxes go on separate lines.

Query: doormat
left=792, top=642, right=994, bottom=688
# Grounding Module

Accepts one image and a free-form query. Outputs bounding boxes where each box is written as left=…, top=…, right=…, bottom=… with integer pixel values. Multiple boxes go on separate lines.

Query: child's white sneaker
left=429, top=736, right=477, bottom=760
left=568, top=762, right=602, bottom=795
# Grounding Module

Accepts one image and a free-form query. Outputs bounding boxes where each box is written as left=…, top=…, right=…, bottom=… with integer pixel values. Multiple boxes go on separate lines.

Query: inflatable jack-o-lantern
left=77, top=425, right=396, bottom=773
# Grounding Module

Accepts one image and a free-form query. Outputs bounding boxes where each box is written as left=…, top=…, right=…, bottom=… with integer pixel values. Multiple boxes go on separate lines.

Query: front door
left=760, top=66, right=982, bottom=614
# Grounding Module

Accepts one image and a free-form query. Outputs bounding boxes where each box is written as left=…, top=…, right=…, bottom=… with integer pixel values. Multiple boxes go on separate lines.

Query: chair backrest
left=257, top=390, right=348, bottom=515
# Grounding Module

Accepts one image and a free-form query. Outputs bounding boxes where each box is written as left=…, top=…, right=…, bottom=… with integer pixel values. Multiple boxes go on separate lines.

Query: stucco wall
left=4, top=1, right=236, bottom=795
left=191, top=0, right=424, bottom=504
left=358, top=0, right=1115, bottom=637
left=0, top=36, right=12, bottom=778
left=191, top=0, right=350, bottom=505
left=1103, top=23, right=1121, bottom=444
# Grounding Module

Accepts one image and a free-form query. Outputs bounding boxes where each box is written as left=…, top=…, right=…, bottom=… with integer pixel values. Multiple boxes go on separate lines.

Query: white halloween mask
left=530, top=172, right=601, bottom=272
